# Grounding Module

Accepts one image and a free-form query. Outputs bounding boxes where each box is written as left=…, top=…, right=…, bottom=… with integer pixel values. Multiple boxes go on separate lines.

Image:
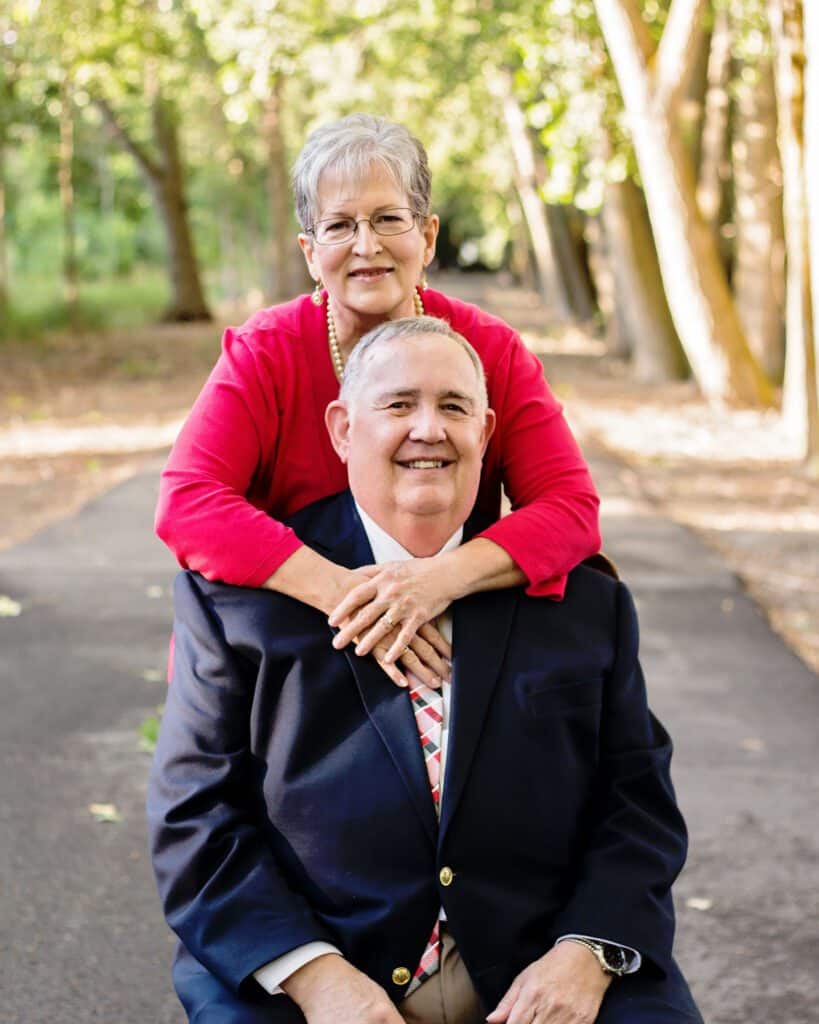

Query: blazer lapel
left=439, top=587, right=519, bottom=840
left=320, top=496, right=438, bottom=846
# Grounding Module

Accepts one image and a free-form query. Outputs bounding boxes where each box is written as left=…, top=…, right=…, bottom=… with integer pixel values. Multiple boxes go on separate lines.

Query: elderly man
left=148, top=317, right=702, bottom=1024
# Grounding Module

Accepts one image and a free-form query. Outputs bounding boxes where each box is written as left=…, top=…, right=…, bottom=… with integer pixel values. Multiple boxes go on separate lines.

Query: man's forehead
left=361, top=338, right=481, bottom=400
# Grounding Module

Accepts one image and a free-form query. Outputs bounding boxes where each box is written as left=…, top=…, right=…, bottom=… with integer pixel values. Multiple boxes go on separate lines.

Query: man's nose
left=351, top=220, right=383, bottom=256
left=408, top=406, right=447, bottom=442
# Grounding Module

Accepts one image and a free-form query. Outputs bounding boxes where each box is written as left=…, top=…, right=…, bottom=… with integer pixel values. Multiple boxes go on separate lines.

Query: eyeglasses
left=310, top=208, right=420, bottom=246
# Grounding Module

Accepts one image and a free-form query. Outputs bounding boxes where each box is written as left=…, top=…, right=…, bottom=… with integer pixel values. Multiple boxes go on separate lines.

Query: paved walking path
left=1, top=446, right=817, bottom=1023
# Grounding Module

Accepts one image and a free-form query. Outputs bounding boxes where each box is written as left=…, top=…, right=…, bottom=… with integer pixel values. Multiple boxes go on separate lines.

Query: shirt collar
left=354, top=502, right=463, bottom=565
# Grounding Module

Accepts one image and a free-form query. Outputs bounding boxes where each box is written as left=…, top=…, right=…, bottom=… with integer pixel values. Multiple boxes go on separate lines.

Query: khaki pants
left=399, top=926, right=486, bottom=1024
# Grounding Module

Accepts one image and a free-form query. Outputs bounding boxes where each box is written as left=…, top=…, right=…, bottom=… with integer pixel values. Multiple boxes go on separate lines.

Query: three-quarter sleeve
left=478, top=334, right=601, bottom=598
left=155, top=328, right=303, bottom=587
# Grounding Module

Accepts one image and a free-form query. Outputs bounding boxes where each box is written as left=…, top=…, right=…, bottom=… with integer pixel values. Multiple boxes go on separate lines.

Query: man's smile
left=396, top=458, right=454, bottom=470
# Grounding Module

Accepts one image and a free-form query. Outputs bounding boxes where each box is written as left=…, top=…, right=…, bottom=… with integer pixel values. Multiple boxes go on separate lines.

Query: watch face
left=602, top=945, right=628, bottom=972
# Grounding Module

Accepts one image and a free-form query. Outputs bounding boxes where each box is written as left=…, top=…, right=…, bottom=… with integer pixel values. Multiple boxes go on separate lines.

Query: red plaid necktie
left=407, top=673, right=444, bottom=991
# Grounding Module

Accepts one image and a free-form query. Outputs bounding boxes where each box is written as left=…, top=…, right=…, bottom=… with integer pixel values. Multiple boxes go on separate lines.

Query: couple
left=148, top=315, right=702, bottom=1024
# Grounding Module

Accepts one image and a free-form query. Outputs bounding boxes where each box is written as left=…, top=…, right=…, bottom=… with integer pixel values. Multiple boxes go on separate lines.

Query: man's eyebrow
left=373, top=388, right=420, bottom=402
left=440, top=389, right=475, bottom=406
left=372, top=388, right=474, bottom=406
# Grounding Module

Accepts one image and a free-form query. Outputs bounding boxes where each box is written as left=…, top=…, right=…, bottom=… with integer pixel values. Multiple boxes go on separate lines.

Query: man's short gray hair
left=340, top=316, right=488, bottom=410
left=291, top=114, right=432, bottom=232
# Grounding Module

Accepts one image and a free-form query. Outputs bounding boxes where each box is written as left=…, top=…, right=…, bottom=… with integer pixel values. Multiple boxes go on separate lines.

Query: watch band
left=563, top=937, right=630, bottom=977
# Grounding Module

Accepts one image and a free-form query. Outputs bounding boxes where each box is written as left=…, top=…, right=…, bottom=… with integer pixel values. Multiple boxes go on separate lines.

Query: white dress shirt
left=253, top=506, right=638, bottom=995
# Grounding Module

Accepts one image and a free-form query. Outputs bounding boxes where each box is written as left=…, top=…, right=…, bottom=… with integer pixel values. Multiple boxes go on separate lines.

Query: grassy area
left=0, top=267, right=170, bottom=342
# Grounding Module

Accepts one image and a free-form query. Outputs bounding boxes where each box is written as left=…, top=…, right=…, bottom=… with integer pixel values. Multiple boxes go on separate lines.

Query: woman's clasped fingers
left=353, top=607, right=410, bottom=656
left=331, top=601, right=389, bottom=652
left=328, top=575, right=380, bottom=629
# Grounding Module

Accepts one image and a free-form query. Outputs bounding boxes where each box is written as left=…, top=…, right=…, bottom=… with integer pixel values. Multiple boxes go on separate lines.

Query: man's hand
left=486, top=941, right=613, bottom=1024
left=281, top=953, right=404, bottom=1024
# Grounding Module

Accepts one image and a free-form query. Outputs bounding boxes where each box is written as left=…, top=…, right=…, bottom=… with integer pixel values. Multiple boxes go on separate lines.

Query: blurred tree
left=806, top=0, right=819, bottom=468
left=184, top=0, right=312, bottom=302
left=0, top=22, right=16, bottom=328
left=730, top=0, right=785, bottom=381
left=63, top=0, right=213, bottom=320
left=485, top=68, right=570, bottom=317
left=58, top=75, right=79, bottom=323
left=769, top=0, right=818, bottom=463
left=697, top=4, right=733, bottom=264
left=594, top=0, right=773, bottom=404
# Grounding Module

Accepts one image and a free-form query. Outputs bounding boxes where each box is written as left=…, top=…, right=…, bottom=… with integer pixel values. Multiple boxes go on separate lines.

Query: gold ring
left=383, top=612, right=396, bottom=628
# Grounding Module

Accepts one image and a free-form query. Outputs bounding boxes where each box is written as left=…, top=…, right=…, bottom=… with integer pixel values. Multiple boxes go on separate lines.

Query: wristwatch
left=565, top=938, right=630, bottom=977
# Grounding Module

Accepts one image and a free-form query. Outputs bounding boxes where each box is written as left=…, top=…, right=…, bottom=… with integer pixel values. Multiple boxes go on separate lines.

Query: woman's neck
left=329, top=294, right=419, bottom=360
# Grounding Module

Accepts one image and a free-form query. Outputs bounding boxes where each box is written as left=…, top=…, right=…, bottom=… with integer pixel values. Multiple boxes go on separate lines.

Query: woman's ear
left=325, top=400, right=352, bottom=463
left=298, top=233, right=318, bottom=280
left=422, top=214, right=439, bottom=267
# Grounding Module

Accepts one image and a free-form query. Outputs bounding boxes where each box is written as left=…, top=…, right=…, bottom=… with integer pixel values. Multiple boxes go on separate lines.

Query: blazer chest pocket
left=515, top=672, right=604, bottom=719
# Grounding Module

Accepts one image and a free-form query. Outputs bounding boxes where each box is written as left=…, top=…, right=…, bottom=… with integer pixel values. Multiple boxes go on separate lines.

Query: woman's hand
left=329, top=559, right=456, bottom=687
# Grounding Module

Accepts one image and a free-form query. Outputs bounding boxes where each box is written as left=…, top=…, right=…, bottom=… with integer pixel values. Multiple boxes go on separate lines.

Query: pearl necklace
left=326, top=290, right=425, bottom=382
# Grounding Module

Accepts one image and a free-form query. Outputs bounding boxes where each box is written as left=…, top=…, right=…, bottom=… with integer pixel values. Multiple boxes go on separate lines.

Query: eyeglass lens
left=314, top=209, right=416, bottom=244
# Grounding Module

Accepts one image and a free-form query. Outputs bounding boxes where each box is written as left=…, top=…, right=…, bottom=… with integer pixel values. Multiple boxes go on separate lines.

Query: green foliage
left=0, top=267, right=169, bottom=340
left=138, top=705, right=164, bottom=755
left=0, top=0, right=781, bottom=335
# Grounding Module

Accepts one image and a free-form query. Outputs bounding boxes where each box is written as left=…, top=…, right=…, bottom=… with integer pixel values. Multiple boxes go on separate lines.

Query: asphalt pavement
left=1, top=447, right=817, bottom=1023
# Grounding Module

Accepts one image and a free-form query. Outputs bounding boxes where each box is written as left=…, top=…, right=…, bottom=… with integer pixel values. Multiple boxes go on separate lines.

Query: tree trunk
left=696, top=5, right=734, bottom=271
left=594, top=0, right=773, bottom=405
left=602, top=175, right=689, bottom=380
left=545, top=204, right=597, bottom=322
left=150, top=95, right=211, bottom=322
left=97, top=91, right=211, bottom=322
left=0, top=104, right=7, bottom=331
left=59, top=76, right=79, bottom=324
left=505, top=198, right=535, bottom=287
left=264, top=72, right=293, bottom=303
left=680, top=15, right=711, bottom=171
left=0, top=49, right=11, bottom=330
left=486, top=69, right=571, bottom=318
left=732, top=49, right=786, bottom=381
left=770, top=0, right=819, bottom=463
left=804, top=0, right=819, bottom=467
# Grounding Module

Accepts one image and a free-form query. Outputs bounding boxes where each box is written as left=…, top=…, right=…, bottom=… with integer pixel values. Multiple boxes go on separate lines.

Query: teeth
left=404, top=460, right=446, bottom=469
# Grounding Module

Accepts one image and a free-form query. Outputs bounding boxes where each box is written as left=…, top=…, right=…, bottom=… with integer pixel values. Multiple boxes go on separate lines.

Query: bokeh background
left=1, top=1, right=818, bottom=1022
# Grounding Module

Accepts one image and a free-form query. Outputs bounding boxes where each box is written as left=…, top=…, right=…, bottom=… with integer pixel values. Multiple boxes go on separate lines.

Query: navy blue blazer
left=147, top=491, right=688, bottom=1016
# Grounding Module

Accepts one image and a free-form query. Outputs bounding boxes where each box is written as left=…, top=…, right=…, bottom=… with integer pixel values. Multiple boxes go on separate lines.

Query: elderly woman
left=156, top=113, right=601, bottom=687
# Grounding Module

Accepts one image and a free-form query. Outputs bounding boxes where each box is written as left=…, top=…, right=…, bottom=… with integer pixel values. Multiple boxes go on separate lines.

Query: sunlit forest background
left=2, top=0, right=818, bottom=460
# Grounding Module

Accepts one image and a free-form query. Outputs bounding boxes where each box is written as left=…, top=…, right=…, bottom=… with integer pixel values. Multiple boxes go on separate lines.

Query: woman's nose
left=352, top=220, right=382, bottom=255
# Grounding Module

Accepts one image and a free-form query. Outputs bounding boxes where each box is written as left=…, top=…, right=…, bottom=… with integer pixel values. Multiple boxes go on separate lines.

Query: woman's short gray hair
left=340, top=316, right=488, bottom=410
left=292, top=114, right=432, bottom=232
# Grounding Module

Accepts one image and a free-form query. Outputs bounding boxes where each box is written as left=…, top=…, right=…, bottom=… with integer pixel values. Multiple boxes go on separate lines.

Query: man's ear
left=325, top=400, right=352, bottom=463
left=481, top=408, right=496, bottom=457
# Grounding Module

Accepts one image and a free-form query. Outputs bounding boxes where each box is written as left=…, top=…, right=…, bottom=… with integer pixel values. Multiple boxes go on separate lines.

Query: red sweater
left=156, top=289, right=600, bottom=598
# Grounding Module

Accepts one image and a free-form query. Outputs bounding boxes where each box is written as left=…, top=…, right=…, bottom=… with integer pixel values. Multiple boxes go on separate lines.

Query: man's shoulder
left=175, top=491, right=355, bottom=607
left=283, top=490, right=355, bottom=551
left=513, top=561, right=626, bottom=636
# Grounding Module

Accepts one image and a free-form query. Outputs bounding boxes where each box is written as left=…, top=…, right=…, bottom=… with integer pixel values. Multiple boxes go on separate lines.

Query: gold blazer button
left=439, top=866, right=454, bottom=886
left=392, top=966, right=412, bottom=986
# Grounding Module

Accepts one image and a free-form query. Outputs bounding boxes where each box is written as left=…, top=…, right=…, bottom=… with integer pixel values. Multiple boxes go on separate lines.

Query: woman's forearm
left=264, top=545, right=355, bottom=615
left=437, top=537, right=527, bottom=602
